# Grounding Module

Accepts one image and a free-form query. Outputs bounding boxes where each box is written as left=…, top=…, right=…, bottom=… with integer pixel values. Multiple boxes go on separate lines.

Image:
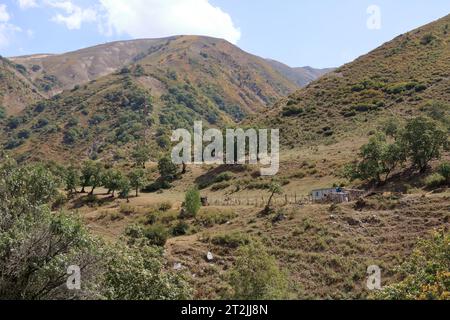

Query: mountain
left=257, top=14, right=450, bottom=147
left=266, top=59, right=335, bottom=87
left=0, top=56, right=42, bottom=116
left=2, top=36, right=303, bottom=162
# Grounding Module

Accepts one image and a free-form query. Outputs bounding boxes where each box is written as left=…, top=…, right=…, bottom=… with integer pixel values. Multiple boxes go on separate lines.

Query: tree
left=81, top=161, right=104, bottom=196
left=227, top=241, right=289, bottom=300
left=345, top=133, right=406, bottom=184
left=158, top=156, right=178, bottom=181
left=400, top=117, right=448, bottom=173
left=103, top=169, right=124, bottom=197
left=0, top=157, right=192, bottom=300
left=119, top=178, right=131, bottom=202
left=129, top=169, right=146, bottom=197
left=132, top=144, right=151, bottom=168
left=65, top=166, right=79, bottom=196
left=265, top=182, right=283, bottom=212
left=182, top=187, right=201, bottom=218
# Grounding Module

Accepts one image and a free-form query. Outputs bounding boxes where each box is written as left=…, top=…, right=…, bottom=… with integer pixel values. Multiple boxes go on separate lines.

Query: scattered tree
left=158, top=156, right=178, bottom=181
left=129, top=169, right=146, bottom=197
left=132, top=144, right=151, bottom=168
left=182, top=187, right=201, bottom=218
left=400, top=117, right=447, bottom=173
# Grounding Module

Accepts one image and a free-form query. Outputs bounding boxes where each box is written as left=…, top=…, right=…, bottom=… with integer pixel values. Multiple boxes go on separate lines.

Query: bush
left=143, top=224, right=169, bottom=246
left=215, top=172, right=233, bottom=183
left=424, top=173, right=446, bottom=189
left=373, top=231, right=449, bottom=300
left=437, top=162, right=450, bottom=183
left=210, top=232, right=251, bottom=249
left=171, top=221, right=189, bottom=236
left=227, top=241, right=289, bottom=300
left=158, top=201, right=172, bottom=211
left=196, top=209, right=236, bottom=227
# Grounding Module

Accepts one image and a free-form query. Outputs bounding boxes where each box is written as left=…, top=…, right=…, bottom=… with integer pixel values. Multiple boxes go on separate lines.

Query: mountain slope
left=266, top=59, right=335, bottom=87
left=257, top=14, right=450, bottom=147
left=0, top=57, right=42, bottom=116
left=1, top=36, right=301, bottom=162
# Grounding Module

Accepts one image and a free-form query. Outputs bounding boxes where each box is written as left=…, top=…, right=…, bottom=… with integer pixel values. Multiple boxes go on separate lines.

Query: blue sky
left=0, top=0, right=449, bottom=68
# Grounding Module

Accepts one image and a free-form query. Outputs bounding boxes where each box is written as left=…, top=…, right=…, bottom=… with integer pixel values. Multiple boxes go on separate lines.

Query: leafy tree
left=0, top=158, right=101, bottom=299
left=129, top=168, right=146, bottom=197
left=373, top=231, right=449, bottom=300
left=345, top=133, right=406, bottom=184
left=158, top=156, right=178, bottom=181
left=80, top=161, right=103, bottom=195
left=227, top=241, right=289, bottom=300
left=0, top=157, right=192, bottom=300
left=119, top=178, right=131, bottom=201
left=65, top=166, right=80, bottom=196
left=132, top=144, right=151, bottom=168
left=400, top=117, right=448, bottom=173
left=182, top=187, right=201, bottom=218
left=103, top=169, right=125, bottom=197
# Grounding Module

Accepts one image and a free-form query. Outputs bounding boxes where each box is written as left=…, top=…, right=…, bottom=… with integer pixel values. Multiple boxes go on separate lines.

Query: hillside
left=257, top=14, right=450, bottom=147
left=0, top=56, right=42, bottom=116
left=266, top=59, right=335, bottom=87
left=2, top=36, right=304, bottom=162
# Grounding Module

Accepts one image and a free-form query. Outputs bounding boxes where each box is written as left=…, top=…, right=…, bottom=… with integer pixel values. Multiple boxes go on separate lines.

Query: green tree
left=65, top=166, right=79, bottom=196
left=129, top=168, right=146, bottom=197
left=345, top=133, right=406, bottom=184
left=227, top=241, right=289, bottom=300
left=103, top=169, right=124, bottom=197
left=400, top=117, right=448, bottom=173
left=119, top=178, right=131, bottom=201
left=182, top=187, right=201, bottom=218
left=158, top=156, right=178, bottom=181
left=132, top=144, right=151, bottom=168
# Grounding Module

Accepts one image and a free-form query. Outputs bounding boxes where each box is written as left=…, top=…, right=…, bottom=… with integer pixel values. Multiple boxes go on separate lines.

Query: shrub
left=158, top=201, right=172, bottom=211
left=196, top=209, right=236, bottom=227
left=171, top=221, right=189, bottom=236
left=210, top=232, right=251, bottom=248
left=215, top=171, right=233, bottom=183
left=424, top=173, right=446, bottom=189
left=373, top=231, right=449, bottom=300
left=227, top=241, right=289, bottom=300
left=437, top=162, right=450, bottom=183
left=211, top=182, right=231, bottom=191
left=143, top=224, right=169, bottom=246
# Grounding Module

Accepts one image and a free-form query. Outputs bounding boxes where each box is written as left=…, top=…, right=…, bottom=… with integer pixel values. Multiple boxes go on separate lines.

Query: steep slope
left=0, top=56, right=42, bottom=116
left=1, top=36, right=301, bottom=162
left=10, top=36, right=299, bottom=109
left=266, top=59, right=335, bottom=87
left=10, top=38, right=177, bottom=94
left=258, top=14, right=450, bottom=147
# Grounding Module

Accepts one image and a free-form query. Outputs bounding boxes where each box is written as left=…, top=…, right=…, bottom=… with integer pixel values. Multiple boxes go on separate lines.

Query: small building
left=310, top=187, right=365, bottom=204
left=311, top=188, right=340, bottom=203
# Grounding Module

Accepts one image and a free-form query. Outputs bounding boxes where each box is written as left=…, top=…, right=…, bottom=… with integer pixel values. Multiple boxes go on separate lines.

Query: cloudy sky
left=0, top=0, right=449, bottom=68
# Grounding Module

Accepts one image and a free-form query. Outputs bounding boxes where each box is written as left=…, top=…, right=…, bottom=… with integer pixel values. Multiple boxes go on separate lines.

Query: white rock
left=206, top=252, right=214, bottom=261
left=173, top=263, right=183, bottom=270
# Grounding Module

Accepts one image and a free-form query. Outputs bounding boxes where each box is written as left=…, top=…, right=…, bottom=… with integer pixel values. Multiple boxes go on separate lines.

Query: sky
left=0, top=0, right=449, bottom=68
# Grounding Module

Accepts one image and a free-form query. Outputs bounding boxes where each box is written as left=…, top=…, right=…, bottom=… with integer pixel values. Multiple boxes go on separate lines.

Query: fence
left=207, top=194, right=311, bottom=207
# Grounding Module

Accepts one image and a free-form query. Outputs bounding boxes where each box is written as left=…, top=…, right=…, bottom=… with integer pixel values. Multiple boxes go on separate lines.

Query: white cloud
left=17, top=0, right=38, bottom=9
left=47, top=0, right=97, bottom=30
left=98, top=0, right=241, bottom=44
left=0, top=4, right=22, bottom=48
left=0, top=4, right=10, bottom=22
